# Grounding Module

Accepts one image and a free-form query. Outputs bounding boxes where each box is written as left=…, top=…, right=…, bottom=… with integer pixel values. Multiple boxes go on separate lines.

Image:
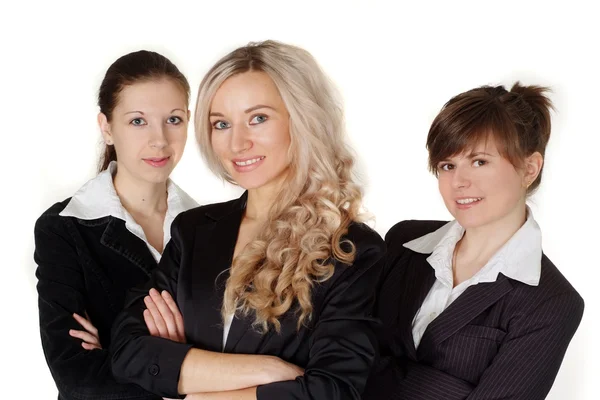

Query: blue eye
left=130, top=118, right=146, bottom=126
left=213, top=120, right=230, bottom=130
left=250, top=114, right=268, bottom=124
left=167, top=116, right=183, bottom=125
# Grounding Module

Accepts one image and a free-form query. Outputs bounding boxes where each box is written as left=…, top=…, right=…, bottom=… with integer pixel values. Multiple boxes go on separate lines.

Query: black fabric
left=35, top=199, right=161, bottom=400
left=364, top=220, right=584, bottom=400
left=110, top=192, right=386, bottom=399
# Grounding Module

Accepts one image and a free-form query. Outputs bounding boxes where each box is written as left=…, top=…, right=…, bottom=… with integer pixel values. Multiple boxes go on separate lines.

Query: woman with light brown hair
left=364, top=83, right=584, bottom=399
left=110, top=40, right=385, bottom=400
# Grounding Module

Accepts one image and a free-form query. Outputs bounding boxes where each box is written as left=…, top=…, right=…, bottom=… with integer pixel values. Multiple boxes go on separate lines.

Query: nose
left=149, top=124, right=168, bottom=149
left=452, top=165, right=471, bottom=190
left=230, top=124, right=252, bottom=154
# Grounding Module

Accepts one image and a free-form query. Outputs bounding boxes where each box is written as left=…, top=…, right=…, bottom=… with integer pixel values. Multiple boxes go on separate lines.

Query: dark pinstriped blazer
left=363, top=220, right=584, bottom=400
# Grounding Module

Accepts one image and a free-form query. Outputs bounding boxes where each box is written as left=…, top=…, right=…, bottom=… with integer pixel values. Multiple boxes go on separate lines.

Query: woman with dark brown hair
left=364, top=83, right=584, bottom=400
left=34, top=50, right=197, bottom=400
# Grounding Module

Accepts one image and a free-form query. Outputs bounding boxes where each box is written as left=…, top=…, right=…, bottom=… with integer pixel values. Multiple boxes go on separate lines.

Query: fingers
left=161, top=290, right=186, bottom=343
left=69, top=329, right=101, bottom=350
left=145, top=288, right=178, bottom=342
left=144, top=294, right=170, bottom=339
left=143, top=309, right=160, bottom=337
left=71, top=312, right=102, bottom=350
left=82, top=342, right=102, bottom=350
left=73, top=313, right=99, bottom=336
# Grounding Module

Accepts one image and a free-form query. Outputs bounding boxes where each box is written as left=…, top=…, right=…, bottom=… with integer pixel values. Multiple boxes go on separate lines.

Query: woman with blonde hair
left=111, top=40, right=385, bottom=400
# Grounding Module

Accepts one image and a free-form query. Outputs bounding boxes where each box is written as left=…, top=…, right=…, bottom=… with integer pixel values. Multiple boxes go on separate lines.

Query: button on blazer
left=110, top=193, right=386, bottom=399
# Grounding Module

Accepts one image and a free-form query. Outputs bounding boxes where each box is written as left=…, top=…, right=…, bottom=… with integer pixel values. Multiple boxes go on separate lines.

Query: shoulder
left=35, top=198, right=73, bottom=236
left=385, top=219, right=448, bottom=246
left=346, top=222, right=386, bottom=257
left=34, top=199, right=83, bottom=257
left=329, top=223, right=386, bottom=285
left=537, top=254, right=584, bottom=310
left=170, top=197, right=243, bottom=235
left=540, top=255, right=580, bottom=292
left=503, top=254, right=584, bottom=329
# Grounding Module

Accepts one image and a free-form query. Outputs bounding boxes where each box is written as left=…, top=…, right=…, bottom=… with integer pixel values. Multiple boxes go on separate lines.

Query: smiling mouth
left=456, top=197, right=483, bottom=204
left=234, top=156, right=265, bottom=166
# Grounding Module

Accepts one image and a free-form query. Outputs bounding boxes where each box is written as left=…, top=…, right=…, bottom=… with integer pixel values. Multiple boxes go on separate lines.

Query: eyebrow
left=437, top=151, right=497, bottom=164
left=209, top=104, right=276, bottom=118
left=124, top=108, right=185, bottom=115
left=468, top=151, right=496, bottom=158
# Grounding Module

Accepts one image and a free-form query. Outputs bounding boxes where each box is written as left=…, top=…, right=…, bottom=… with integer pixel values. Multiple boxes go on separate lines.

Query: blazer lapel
left=224, top=312, right=257, bottom=353
left=396, top=253, right=436, bottom=360
left=189, top=194, right=246, bottom=352
left=417, top=275, right=513, bottom=358
left=99, top=218, right=157, bottom=277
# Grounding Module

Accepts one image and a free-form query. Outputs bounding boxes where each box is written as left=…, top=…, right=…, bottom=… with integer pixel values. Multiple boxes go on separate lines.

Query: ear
left=97, top=113, right=113, bottom=145
left=522, top=151, right=544, bottom=188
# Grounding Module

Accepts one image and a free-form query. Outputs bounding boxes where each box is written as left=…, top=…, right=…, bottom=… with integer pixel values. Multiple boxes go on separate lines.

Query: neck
left=113, top=165, right=168, bottom=218
left=459, top=202, right=528, bottom=263
left=245, top=172, right=288, bottom=222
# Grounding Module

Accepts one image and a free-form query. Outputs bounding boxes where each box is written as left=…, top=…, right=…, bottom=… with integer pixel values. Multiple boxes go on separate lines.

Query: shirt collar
left=59, top=161, right=198, bottom=221
left=403, top=207, right=542, bottom=287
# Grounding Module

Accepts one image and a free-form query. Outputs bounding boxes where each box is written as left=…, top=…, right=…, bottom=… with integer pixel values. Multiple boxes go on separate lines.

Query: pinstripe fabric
left=364, top=220, right=584, bottom=400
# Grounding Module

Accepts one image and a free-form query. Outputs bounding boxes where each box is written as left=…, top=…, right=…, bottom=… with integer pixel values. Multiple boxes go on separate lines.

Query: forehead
left=210, top=71, right=284, bottom=112
left=115, top=79, right=187, bottom=112
left=448, top=136, right=501, bottom=159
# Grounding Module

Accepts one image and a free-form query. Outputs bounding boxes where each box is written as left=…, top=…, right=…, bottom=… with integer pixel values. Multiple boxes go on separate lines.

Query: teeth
left=456, top=198, right=482, bottom=204
left=235, top=157, right=264, bottom=166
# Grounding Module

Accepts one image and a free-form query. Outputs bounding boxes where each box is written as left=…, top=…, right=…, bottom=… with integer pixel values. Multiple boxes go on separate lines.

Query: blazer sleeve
left=465, top=291, right=584, bottom=400
left=256, top=232, right=386, bottom=400
left=35, top=214, right=159, bottom=400
left=110, top=214, right=194, bottom=398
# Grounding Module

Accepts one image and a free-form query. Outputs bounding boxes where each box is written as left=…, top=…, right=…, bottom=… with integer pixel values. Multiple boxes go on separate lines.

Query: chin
left=455, top=211, right=500, bottom=230
left=233, top=175, right=278, bottom=191
left=140, top=170, right=172, bottom=185
left=236, top=180, right=268, bottom=190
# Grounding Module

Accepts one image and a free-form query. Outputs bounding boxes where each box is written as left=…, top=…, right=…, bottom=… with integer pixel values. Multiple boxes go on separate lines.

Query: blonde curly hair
left=195, top=40, right=365, bottom=332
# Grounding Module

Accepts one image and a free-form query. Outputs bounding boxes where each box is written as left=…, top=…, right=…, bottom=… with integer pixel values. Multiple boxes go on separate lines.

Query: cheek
left=438, top=176, right=453, bottom=202
left=168, top=129, right=187, bottom=147
left=112, top=128, right=140, bottom=150
left=210, top=134, right=229, bottom=160
left=483, top=168, right=522, bottom=197
left=261, top=121, right=290, bottom=148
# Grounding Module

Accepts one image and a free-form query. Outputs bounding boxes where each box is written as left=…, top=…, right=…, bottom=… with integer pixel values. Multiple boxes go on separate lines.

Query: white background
left=1, top=0, right=597, bottom=398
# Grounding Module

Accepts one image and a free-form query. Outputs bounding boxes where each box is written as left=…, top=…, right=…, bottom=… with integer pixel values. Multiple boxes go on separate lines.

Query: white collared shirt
left=59, top=161, right=198, bottom=262
left=404, top=208, right=543, bottom=348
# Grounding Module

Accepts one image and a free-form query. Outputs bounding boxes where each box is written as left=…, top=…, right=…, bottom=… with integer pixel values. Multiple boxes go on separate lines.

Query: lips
left=143, top=157, right=170, bottom=167
left=231, top=156, right=266, bottom=173
left=455, top=197, right=483, bottom=210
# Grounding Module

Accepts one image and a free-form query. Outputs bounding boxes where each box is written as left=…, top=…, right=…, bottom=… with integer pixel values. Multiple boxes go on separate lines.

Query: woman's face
left=436, top=139, right=532, bottom=230
left=99, top=78, right=189, bottom=184
left=209, top=71, right=291, bottom=191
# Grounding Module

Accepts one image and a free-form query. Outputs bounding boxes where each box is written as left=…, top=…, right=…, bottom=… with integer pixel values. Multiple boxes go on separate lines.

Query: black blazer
left=110, top=193, right=385, bottom=399
left=35, top=199, right=161, bottom=400
left=364, top=220, right=584, bottom=400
